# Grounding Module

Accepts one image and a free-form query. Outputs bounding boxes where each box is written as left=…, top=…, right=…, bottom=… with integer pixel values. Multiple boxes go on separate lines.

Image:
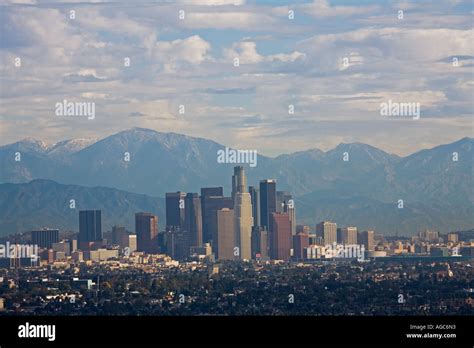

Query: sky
left=0, top=0, right=472, bottom=156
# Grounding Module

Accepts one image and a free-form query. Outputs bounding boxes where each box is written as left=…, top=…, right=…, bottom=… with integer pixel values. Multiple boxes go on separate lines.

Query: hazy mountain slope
left=0, top=180, right=164, bottom=236
left=0, top=129, right=472, bottom=235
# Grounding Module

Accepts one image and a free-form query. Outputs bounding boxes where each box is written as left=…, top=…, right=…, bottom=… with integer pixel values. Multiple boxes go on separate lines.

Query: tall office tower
left=205, top=196, right=233, bottom=244
left=251, top=226, right=268, bottom=260
left=358, top=230, right=375, bottom=251
left=111, top=226, right=127, bottom=245
left=200, top=187, right=224, bottom=242
left=282, top=198, right=296, bottom=236
left=259, top=179, right=277, bottom=230
left=293, top=232, right=309, bottom=260
left=338, top=227, right=358, bottom=244
left=31, top=229, right=59, bottom=249
left=231, top=166, right=246, bottom=200
left=249, top=186, right=260, bottom=227
left=165, top=226, right=188, bottom=260
left=269, top=212, right=292, bottom=260
left=135, top=212, right=159, bottom=253
left=184, top=193, right=203, bottom=248
left=316, top=221, right=337, bottom=245
left=234, top=192, right=253, bottom=260
left=214, top=208, right=236, bottom=260
left=79, top=210, right=102, bottom=244
left=232, top=166, right=253, bottom=260
left=165, top=192, right=186, bottom=228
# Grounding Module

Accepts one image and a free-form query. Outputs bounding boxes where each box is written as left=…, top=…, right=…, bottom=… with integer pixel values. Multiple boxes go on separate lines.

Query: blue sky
left=0, top=0, right=472, bottom=156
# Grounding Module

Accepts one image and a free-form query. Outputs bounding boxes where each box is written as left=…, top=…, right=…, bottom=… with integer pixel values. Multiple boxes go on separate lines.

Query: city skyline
left=6, top=164, right=466, bottom=263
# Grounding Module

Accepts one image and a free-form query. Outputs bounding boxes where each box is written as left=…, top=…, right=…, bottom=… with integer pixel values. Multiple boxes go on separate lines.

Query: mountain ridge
left=0, top=128, right=472, bottom=235
left=6, top=127, right=469, bottom=159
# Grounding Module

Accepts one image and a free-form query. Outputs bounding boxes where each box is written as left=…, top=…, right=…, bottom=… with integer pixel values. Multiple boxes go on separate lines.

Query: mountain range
left=0, top=128, right=472, bottom=236
left=0, top=179, right=164, bottom=236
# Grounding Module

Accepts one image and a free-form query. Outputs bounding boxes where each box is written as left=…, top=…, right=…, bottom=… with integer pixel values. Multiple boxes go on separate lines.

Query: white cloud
left=302, top=91, right=448, bottom=112
left=65, top=69, right=106, bottom=79
left=298, top=27, right=474, bottom=73
left=224, top=41, right=263, bottom=64
left=184, top=11, right=276, bottom=30
left=154, top=35, right=211, bottom=67
left=224, top=41, right=304, bottom=64
left=268, top=51, right=305, bottom=62
left=302, top=0, right=378, bottom=18
left=81, top=92, right=110, bottom=100
left=75, top=9, right=157, bottom=52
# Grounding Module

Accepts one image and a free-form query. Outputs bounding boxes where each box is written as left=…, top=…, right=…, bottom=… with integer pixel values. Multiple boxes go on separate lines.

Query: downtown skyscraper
left=205, top=195, right=233, bottom=246
left=31, top=228, right=59, bottom=249
left=269, top=212, right=292, bottom=261
left=79, top=210, right=102, bottom=247
left=232, top=166, right=253, bottom=260
left=317, top=221, right=337, bottom=245
left=248, top=186, right=260, bottom=228
left=338, top=226, right=358, bottom=245
left=165, top=191, right=186, bottom=228
left=259, top=180, right=277, bottom=231
left=358, top=230, right=375, bottom=251
left=200, top=187, right=225, bottom=243
left=184, top=193, right=203, bottom=249
left=135, top=212, right=159, bottom=253
left=282, top=196, right=296, bottom=236
left=214, top=208, right=235, bottom=260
